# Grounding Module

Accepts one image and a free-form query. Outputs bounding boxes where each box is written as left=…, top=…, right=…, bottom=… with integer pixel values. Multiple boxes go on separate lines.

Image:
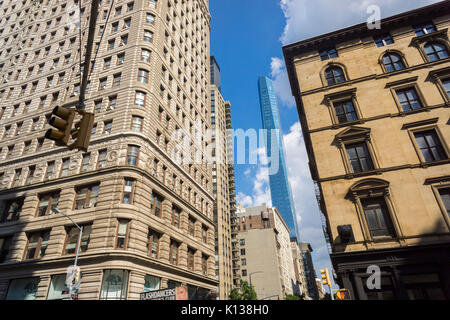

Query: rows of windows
left=321, top=22, right=449, bottom=87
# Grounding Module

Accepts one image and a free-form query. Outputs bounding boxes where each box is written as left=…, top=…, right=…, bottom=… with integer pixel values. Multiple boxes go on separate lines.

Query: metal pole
left=74, top=226, right=83, bottom=268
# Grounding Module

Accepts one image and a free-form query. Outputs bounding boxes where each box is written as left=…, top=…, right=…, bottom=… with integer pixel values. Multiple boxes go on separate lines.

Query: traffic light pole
left=51, top=207, right=83, bottom=300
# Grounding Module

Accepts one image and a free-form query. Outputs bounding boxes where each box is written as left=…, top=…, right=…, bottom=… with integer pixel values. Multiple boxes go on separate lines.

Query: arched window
left=382, top=53, right=405, bottom=72
left=325, top=67, right=345, bottom=85
left=424, top=42, right=449, bottom=62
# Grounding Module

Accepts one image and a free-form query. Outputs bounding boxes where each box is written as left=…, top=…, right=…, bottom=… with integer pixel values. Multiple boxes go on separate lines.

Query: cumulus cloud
left=279, top=0, right=442, bottom=45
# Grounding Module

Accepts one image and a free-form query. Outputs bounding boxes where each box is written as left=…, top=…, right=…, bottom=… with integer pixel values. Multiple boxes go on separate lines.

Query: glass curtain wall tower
left=257, top=76, right=298, bottom=238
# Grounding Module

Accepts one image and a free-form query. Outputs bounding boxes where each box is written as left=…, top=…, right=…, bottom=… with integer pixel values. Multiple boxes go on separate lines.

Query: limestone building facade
left=283, top=2, right=450, bottom=300
left=0, top=0, right=218, bottom=300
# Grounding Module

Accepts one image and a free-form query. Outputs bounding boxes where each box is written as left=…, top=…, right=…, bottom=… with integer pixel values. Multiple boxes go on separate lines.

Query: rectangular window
left=413, top=22, right=436, bottom=36
left=60, top=158, right=70, bottom=177
left=74, top=184, right=100, bottom=210
left=172, top=206, right=180, bottom=228
left=138, top=69, right=149, bottom=83
left=47, top=274, right=70, bottom=300
left=144, top=30, right=153, bottom=42
left=81, top=153, right=90, bottom=172
left=414, top=130, right=447, bottom=162
left=37, top=192, right=60, bottom=217
left=100, top=270, right=129, bottom=300
left=374, top=33, right=394, bottom=47
left=187, top=248, right=195, bottom=271
left=150, top=192, right=163, bottom=217
left=113, top=73, right=121, bottom=86
left=202, top=226, right=208, bottom=244
left=141, top=49, right=151, bottom=62
left=146, top=13, right=155, bottom=24
left=361, top=198, right=395, bottom=238
left=442, top=78, right=450, bottom=98
left=122, top=179, right=135, bottom=204
left=320, top=48, right=338, bottom=61
left=188, top=217, right=196, bottom=236
left=103, top=120, right=113, bottom=134
left=6, top=277, right=39, bottom=300
left=345, top=142, right=374, bottom=173
left=131, top=116, right=143, bottom=132
left=116, top=219, right=129, bottom=249
left=0, top=236, right=12, bottom=263
left=202, top=255, right=208, bottom=275
left=26, top=166, right=35, bottom=184
left=97, top=149, right=107, bottom=169
left=144, top=275, right=160, bottom=292
left=147, top=229, right=160, bottom=259
left=64, top=224, right=92, bottom=255
left=127, top=145, right=139, bottom=166
left=396, top=88, right=423, bottom=111
left=44, top=161, right=55, bottom=180
left=334, top=100, right=358, bottom=123
left=135, top=91, right=146, bottom=107
left=438, top=188, right=450, bottom=216
left=1, top=199, right=24, bottom=222
left=25, top=230, right=50, bottom=260
left=169, top=239, right=179, bottom=265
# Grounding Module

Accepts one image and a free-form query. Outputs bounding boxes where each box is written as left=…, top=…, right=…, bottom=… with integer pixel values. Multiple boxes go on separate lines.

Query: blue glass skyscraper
left=257, top=76, right=298, bottom=238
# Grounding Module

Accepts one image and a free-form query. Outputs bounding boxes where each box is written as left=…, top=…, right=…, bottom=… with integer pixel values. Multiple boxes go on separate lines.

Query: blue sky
left=209, top=0, right=442, bottom=290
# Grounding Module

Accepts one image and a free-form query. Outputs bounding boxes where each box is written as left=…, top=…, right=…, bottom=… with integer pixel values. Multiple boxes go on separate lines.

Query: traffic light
left=69, top=109, right=94, bottom=152
left=45, top=106, right=76, bottom=147
left=320, top=268, right=331, bottom=287
left=336, top=289, right=351, bottom=300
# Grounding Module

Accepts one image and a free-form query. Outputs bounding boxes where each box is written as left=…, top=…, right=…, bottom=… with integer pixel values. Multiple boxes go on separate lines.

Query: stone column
left=178, top=243, right=188, bottom=269
left=159, top=234, right=170, bottom=262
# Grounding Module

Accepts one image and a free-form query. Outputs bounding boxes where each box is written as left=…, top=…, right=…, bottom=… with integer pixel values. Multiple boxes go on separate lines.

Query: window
left=188, top=216, right=196, bottom=236
left=241, top=258, right=247, bottom=266
left=202, top=255, right=208, bottom=275
left=361, top=198, right=395, bottom=238
left=6, top=277, right=39, bottom=300
left=63, top=224, right=92, bottom=255
left=108, top=96, right=117, bottom=109
left=117, top=53, right=125, bottom=65
left=442, top=78, right=450, bottom=99
left=116, top=219, right=129, bottom=249
left=147, top=229, right=160, bottom=259
left=26, top=166, right=35, bottom=184
left=144, top=30, right=153, bottom=42
left=202, top=226, right=208, bottom=243
left=47, top=274, right=70, bottom=300
left=169, top=239, right=179, bottom=265
left=113, top=73, right=121, bottom=86
left=12, top=169, right=21, bottom=187
left=138, top=69, right=149, bottom=83
left=141, top=49, right=151, bottom=62
left=424, top=42, right=449, bottom=62
left=242, top=270, right=247, bottom=277
left=74, top=184, right=99, bottom=210
left=127, top=145, right=139, bottom=166
left=131, top=116, right=143, bottom=132
left=122, top=179, right=135, bottom=204
left=37, top=192, right=60, bottom=217
left=81, top=153, right=90, bottom=172
left=135, top=91, right=146, bottom=107
left=150, top=192, right=163, bottom=217
left=187, top=248, right=195, bottom=271
left=44, top=161, right=55, bottom=180
left=396, top=87, right=423, bottom=111
left=438, top=188, right=450, bottom=216
left=25, top=230, right=50, bottom=260
left=149, top=0, right=157, bottom=8
left=144, top=275, right=160, bottom=292
left=374, top=34, right=394, bottom=47
left=414, top=22, right=436, bottom=36
left=382, top=53, right=405, bottom=72
left=103, top=120, right=113, bottom=134
left=100, top=270, right=129, bottom=300
left=345, top=142, right=375, bottom=173
left=99, top=78, right=107, bottom=90
left=146, top=13, right=155, bottom=24
left=104, top=57, right=111, bottom=69
left=60, top=158, right=70, bottom=177
left=0, top=236, right=12, bottom=263
left=97, top=149, right=107, bottom=169
left=320, top=48, right=338, bottom=60
left=333, top=100, right=358, bottom=123
left=171, top=205, right=180, bottom=228
left=414, top=130, right=447, bottom=162
left=325, top=66, right=345, bottom=85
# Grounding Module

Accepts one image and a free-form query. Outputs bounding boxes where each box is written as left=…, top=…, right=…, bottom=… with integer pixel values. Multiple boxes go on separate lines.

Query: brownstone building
left=283, top=2, right=450, bottom=300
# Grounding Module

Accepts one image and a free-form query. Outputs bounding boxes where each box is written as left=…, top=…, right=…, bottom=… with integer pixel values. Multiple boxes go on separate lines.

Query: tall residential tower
left=257, top=76, right=297, bottom=238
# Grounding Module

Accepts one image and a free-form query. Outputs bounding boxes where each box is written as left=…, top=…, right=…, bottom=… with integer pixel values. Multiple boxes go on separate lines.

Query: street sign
left=66, top=266, right=81, bottom=289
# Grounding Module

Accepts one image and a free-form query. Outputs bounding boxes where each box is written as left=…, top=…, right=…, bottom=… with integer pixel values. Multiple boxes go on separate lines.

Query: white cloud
left=270, top=57, right=296, bottom=108
left=279, top=0, right=442, bottom=45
